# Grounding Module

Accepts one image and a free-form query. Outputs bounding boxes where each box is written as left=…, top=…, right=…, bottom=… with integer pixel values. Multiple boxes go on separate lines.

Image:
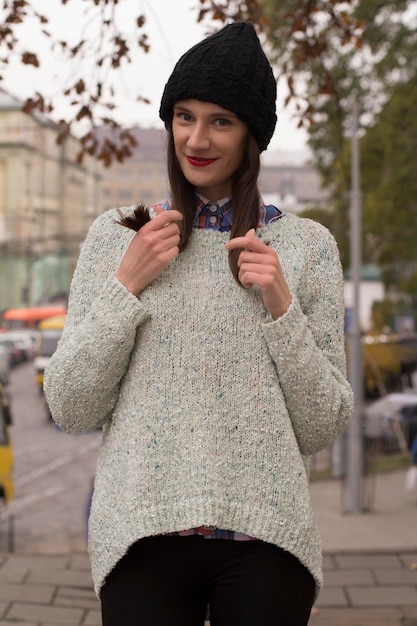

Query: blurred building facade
left=0, top=89, right=328, bottom=310
left=0, top=88, right=101, bottom=311
left=99, top=127, right=169, bottom=212
left=259, top=161, right=329, bottom=214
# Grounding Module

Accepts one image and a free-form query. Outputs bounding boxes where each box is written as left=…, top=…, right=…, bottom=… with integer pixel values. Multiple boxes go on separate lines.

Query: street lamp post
left=345, top=100, right=364, bottom=513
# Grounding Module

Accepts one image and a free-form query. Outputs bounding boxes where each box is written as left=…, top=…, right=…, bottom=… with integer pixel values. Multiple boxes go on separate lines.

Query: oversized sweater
left=44, top=205, right=353, bottom=599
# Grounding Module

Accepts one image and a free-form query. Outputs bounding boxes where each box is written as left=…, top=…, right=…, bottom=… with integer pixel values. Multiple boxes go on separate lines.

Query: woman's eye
left=176, top=112, right=192, bottom=121
left=216, top=118, right=231, bottom=126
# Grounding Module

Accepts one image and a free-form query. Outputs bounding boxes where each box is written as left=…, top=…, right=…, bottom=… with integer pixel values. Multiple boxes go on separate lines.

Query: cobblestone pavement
left=0, top=542, right=416, bottom=624
left=0, top=552, right=101, bottom=626
left=312, top=550, right=417, bottom=625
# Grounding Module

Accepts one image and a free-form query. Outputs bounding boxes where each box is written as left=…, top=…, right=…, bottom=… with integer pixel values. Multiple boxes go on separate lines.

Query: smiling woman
left=172, top=100, right=248, bottom=199
left=44, top=22, right=353, bottom=626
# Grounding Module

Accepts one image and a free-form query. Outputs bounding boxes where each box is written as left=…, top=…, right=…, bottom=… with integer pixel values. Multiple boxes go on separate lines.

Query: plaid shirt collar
left=162, top=193, right=282, bottom=230
left=194, top=194, right=233, bottom=231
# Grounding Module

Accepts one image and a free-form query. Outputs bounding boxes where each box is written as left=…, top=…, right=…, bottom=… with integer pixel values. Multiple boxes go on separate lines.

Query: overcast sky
left=0, top=0, right=308, bottom=155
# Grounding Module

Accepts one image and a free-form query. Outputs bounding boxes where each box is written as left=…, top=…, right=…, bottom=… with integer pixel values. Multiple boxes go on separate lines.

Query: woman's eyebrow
left=173, top=104, right=237, bottom=117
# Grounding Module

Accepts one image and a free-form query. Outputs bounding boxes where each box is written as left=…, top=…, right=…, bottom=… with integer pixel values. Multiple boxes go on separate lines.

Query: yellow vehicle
left=34, top=314, right=67, bottom=394
left=1, top=305, right=67, bottom=329
left=0, top=383, right=14, bottom=504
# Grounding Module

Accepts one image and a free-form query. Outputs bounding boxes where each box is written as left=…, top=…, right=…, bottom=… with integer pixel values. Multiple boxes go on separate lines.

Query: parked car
left=0, top=338, right=22, bottom=367
left=1, top=331, right=37, bottom=361
left=34, top=314, right=66, bottom=419
left=364, top=392, right=417, bottom=453
left=34, top=314, right=66, bottom=394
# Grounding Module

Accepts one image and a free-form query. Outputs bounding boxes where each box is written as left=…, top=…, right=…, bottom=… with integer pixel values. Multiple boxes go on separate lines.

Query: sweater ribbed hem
left=90, top=499, right=323, bottom=600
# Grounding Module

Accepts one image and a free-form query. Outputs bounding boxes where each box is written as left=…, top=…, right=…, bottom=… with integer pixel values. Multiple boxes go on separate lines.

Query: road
left=1, top=360, right=101, bottom=555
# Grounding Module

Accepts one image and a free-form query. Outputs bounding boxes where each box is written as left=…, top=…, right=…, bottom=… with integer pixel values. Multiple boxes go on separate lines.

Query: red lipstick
left=186, top=156, right=217, bottom=167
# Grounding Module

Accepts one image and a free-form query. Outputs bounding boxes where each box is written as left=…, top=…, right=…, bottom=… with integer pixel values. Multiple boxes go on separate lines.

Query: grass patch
left=310, top=452, right=410, bottom=482
left=366, top=452, right=410, bottom=473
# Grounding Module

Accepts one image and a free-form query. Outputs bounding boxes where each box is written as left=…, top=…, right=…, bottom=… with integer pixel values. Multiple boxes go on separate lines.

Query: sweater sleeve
left=261, top=221, right=353, bottom=456
left=44, top=210, right=150, bottom=434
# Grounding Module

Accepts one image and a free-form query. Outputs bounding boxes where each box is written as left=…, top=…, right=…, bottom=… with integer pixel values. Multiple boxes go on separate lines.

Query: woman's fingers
left=224, top=229, right=265, bottom=253
left=148, top=208, right=183, bottom=231
left=225, top=229, right=291, bottom=319
left=138, top=223, right=181, bottom=247
left=115, top=209, right=182, bottom=296
left=237, top=251, right=275, bottom=267
left=226, top=231, right=279, bottom=276
left=140, top=208, right=182, bottom=244
left=133, top=209, right=182, bottom=249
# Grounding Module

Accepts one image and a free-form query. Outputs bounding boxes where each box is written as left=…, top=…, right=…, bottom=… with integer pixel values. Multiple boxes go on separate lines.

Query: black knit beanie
left=159, top=22, right=277, bottom=152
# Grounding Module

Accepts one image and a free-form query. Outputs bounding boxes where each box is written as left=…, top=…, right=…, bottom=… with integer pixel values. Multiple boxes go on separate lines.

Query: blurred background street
left=0, top=359, right=100, bottom=555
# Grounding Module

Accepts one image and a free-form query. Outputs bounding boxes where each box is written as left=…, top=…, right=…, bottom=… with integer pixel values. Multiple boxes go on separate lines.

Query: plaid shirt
left=157, top=193, right=283, bottom=540
left=159, top=193, right=283, bottom=232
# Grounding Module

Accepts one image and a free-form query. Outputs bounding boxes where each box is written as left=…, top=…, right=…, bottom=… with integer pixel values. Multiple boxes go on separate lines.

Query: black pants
left=101, top=535, right=315, bottom=626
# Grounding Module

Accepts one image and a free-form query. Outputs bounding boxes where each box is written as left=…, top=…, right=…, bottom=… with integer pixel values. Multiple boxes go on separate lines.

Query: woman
left=45, top=22, right=353, bottom=626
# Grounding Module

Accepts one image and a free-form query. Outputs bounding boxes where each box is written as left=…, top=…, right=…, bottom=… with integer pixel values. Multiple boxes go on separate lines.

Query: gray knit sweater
left=44, top=205, right=353, bottom=599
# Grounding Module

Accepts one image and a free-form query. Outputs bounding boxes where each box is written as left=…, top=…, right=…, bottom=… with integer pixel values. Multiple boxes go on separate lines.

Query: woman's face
left=172, top=99, right=248, bottom=200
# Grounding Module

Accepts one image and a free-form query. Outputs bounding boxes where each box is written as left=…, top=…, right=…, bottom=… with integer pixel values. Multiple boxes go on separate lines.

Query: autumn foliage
left=0, top=0, right=365, bottom=165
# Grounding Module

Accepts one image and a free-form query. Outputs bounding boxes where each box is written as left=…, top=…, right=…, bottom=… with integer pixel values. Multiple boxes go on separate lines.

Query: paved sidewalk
left=309, top=467, right=417, bottom=625
left=0, top=552, right=100, bottom=626
left=311, top=551, right=417, bottom=625
left=0, top=468, right=416, bottom=625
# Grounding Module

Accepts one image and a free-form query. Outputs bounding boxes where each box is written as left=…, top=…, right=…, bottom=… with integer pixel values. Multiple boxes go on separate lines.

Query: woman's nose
left=186, top=123, right=210, bottom=150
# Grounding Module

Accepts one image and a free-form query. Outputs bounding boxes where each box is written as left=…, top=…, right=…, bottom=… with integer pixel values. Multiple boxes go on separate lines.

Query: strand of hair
left=115, top=202, right=151, bottom=231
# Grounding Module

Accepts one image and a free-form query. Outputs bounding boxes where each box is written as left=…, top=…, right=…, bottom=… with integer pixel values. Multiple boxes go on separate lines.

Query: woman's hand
left=225, top=229, right=291, bottom=320
left=115, top=206, right=183, bottom=296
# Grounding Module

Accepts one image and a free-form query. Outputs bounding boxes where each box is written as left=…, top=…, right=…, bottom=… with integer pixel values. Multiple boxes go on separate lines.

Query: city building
left=259, top=159, right=330, bottom=214
left=98, top=127, right=169, bottom=212
left=0, top=89, right=102, bottom=310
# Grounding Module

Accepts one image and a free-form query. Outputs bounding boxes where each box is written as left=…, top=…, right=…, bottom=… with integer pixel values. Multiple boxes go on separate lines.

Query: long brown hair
left=167, top=129, right=261, bottom=285
left=117, top=127, right=261, bottom=286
